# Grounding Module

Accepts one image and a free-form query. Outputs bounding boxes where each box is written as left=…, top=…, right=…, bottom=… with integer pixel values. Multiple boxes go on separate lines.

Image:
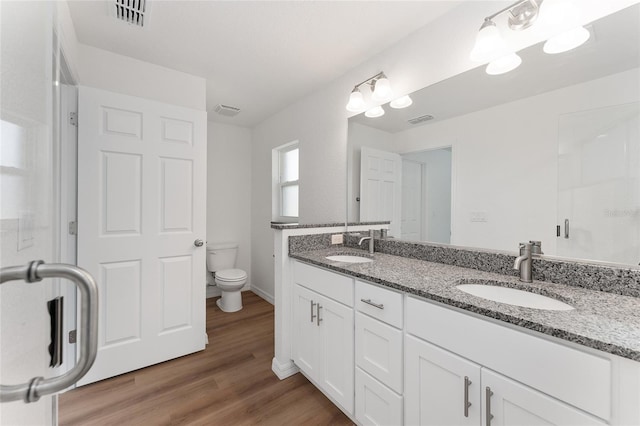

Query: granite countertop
left=290, top=248, right=640, bottom=361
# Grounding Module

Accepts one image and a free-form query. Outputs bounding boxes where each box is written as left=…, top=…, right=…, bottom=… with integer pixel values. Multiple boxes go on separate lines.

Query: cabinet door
left=318, top=294, right=354, bottom=414
left=481, top=369, right=606, bottom=426
left=405, top=335, right=481, bottom=426
left=356, top=312, right=403, bottom=393
left=356, top=367, right=403, bottom=426
left=292, top=284, right=321, bottom=382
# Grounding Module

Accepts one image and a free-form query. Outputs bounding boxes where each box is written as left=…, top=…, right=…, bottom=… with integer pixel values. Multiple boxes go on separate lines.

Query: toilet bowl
left=214, top=268, right=247, bottom=312
left=207, top=242, right=247, bottom=312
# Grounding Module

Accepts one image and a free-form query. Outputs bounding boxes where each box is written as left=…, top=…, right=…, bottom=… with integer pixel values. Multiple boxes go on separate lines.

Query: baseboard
left=250, top=286, right=274, bottom=305
left=271, top=357, right=299, bottom=380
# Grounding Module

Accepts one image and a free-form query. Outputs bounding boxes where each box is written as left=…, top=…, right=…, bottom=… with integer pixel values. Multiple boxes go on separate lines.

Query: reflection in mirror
left=347, top=4, right=640, bottom=267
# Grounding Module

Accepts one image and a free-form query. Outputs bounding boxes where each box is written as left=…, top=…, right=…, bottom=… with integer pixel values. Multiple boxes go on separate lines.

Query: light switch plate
left=331, top=234, right=344, bottom=244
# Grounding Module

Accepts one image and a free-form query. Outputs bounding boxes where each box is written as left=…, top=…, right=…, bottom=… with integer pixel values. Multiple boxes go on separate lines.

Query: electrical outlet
left=331, top=234, right=344, bottom=244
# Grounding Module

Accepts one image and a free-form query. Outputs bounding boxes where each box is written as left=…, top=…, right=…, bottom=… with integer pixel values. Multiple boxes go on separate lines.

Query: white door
left=360, top=147, right=401, bottom=237
left=77, top=86, right=207, bottom=385
left=405, top=335, right=481, bottom=426
left=481, top=369, right=606, bottom=426
left=318, top=294, right=354, bottom=413
left=402, top=159, right=423, bottom=241
left=292, top=284, right=321, bottom=380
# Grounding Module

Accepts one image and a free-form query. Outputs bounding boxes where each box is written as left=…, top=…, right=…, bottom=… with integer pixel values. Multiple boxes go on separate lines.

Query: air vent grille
left=408, top=114, right=434, bottom=125
left=214, top=104, right=241, bottom=117
left=115, top=0, right=146, bottom=27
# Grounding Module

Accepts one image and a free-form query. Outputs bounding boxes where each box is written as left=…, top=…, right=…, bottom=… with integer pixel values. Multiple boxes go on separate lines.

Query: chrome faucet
left=358, top=229, right=375, bottom=254
left=513, top=242, right=533, bottom=282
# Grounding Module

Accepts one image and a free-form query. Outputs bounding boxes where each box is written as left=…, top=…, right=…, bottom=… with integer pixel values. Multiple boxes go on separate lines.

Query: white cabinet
left=405, top=335, right=606, bottom=426
left=405, top=335, right=481, bottom=426
left=292, top=262, right=354, bottom=414
left=482, top=369, right=606, bottom=426
left=355, top=281, right=404, bottom=426
left=356, top=367, right=403, bottom=426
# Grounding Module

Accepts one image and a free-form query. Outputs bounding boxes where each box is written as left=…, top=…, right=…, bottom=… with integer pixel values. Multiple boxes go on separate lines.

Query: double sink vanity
left=273, top=224, right=640, bottom=426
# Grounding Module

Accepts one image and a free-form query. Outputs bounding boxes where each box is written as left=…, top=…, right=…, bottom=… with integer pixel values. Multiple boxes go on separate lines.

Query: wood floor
left=59, top=292, right=352, bottom=425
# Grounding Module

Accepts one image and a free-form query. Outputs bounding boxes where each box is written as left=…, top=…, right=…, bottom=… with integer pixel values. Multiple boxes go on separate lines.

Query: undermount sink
left=456, top=283, right=574, bottom=311
left=325, top=255, right=373, bottom=264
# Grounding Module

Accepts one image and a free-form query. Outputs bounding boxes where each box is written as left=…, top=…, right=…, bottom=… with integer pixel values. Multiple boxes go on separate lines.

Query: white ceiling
left=67, top=0, right=462, bottom=127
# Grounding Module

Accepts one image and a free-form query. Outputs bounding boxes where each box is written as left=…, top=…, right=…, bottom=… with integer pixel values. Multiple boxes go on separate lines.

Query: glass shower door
left=557, top=102, right=640, bottom=265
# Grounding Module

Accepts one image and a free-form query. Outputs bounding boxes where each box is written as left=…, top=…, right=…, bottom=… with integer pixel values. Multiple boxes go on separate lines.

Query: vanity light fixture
left=470, top=0, right=542, bottom=64
left=365, top=105, right=385, bottom=118
left=390, top=95, right=413, bottom=109
left=471, top=0, right=592, bottom=74
left=345, top=71, right=393, bottom=113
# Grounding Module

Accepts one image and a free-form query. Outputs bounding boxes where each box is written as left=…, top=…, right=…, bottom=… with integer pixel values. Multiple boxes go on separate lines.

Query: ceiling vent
left=114, top=0, right=147, bottom=27
left=408, top=114, right=434, bottom=125
left=214, top=104, right=241, bottom=117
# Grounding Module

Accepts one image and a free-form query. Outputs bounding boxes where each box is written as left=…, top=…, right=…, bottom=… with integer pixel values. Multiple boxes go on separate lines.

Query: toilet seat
left=215, top=268, right=247, bottom=282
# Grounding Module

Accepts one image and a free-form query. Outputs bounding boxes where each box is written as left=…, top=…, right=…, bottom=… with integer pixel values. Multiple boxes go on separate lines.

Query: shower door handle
left=194, top=239, right=204, bottom=247
left=0, top=261, right=99, bottom=403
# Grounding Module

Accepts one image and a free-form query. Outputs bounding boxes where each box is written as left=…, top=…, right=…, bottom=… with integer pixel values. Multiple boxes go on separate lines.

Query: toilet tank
left=207, top=242, right=238, bottom=272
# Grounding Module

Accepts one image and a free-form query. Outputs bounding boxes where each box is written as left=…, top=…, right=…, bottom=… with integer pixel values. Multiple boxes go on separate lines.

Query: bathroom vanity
left=283, top=243, right=640, bottom=426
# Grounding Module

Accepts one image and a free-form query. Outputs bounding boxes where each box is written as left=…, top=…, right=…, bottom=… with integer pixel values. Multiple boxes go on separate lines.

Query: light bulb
left=390, top=95, right=413, bottom=109
left=543, top=26, right=590, bottom=54
left=486, top=52, right=522, bottom=75
left=470, top=20, right=507, bottom=62
left=372, top=77, right=392, bottom=102
left=365, top=106, right=385, bottom=118
left=346, top=88, right=365, bottom=112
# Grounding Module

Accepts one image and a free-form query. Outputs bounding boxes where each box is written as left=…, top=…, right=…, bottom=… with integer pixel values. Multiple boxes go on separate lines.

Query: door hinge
left=68, top=221, right=77, bottom=235
left=69, top=111, right=78, bottom=127
left=68, top=329, right=77, bottom=344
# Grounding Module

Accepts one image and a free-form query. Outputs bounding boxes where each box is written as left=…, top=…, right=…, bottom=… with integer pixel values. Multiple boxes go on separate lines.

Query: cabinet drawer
left=356, top=367, right=403, bottom=426
left=407, top=296, right=612, bottom=421
left=293, top=261, right=354, bottom=306
left=355, top=312, right=403, bottom=393
left=355, top=280, right=403, bottom=328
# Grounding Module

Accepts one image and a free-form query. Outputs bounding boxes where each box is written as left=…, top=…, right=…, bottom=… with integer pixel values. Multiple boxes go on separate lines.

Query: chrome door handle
left=0, top=261, right=99, bottom=403
left=464, top=376, right=472, bottom=417
left=486, top=386, right=494, bottom=426
left=194, top=239, right=204, bottom=247
left=360, top=298, right=384, bottom=309
left=310, top=300, right=316, bottom=322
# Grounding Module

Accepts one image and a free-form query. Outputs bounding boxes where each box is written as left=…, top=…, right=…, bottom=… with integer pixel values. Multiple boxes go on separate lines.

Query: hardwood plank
left=59, top=292, right=353, bottom=425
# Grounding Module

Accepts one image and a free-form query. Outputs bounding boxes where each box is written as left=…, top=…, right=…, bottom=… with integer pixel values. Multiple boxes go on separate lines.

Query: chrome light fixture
left=470, top=0, right=542, bottom=66
left=471, top=0, right=591, bottom=75
left=345, top=71, right=393, bottom=114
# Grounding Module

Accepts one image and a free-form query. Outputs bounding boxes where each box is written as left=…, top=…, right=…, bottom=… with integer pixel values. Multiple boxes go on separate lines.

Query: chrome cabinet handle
left=317, top=304, right=322, bottom=326
left=310, top=300, right=316, bottom=322
left=0, top=261, right=99, bottom=403
left=360, top=298, right=384, bottom=310
left=564, top=219, right=570, bottom=239
left=464, top=376, right=472, bottom=417
left=194, top=239, right=204, bottom=247
left=486, top=387, right=494, bottom=426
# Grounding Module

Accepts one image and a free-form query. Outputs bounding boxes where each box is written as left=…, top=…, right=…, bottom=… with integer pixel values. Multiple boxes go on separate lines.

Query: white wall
left=207, top=122, right=252, bottom=288
left=393, top=68, right=640, bottom=254
left=250, top=1, right=635, bottom=299
left=76, top=44, right=206, bottom=111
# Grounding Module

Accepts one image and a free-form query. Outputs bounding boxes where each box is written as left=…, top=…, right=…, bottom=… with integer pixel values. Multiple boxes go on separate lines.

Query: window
left=274, top=142, right=299, bottom=221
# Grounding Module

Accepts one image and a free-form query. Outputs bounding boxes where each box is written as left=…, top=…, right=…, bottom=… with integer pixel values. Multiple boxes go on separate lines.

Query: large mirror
left=347, top=4, right=640, bottom=267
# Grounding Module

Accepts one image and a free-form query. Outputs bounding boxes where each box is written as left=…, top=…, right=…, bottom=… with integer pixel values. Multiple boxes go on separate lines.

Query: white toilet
left=206, top=242, right=247, bottom=312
